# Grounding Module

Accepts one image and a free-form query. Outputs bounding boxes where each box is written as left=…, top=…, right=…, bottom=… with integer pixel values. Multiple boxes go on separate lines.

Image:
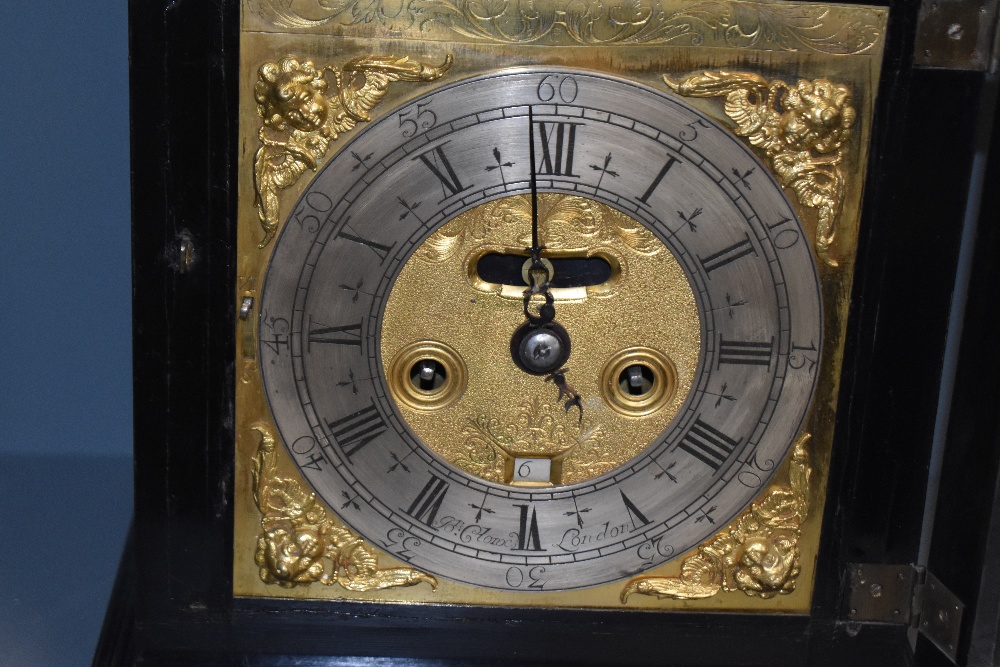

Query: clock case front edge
left=109, top=0, right=1000, bottom=664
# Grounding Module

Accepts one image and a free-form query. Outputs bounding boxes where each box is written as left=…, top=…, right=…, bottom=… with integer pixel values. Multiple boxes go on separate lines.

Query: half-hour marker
left=677, top=206, right=702, bottom=232
left=677, top=418, right=741, bottom=471
left=485, top=146, right=515, bottom=189
left=698, top=234, right=757, bottom=275
left=340, top=490, right=362, bottom=511
left=588, top=152, right=619, bottom=190
left=705, top=382, right=737, bottom=408
left=563, top=496, right=592, bottom=528
left=717, top=335, right=774, bottom=368
left=732, top=166, right=756, bottom=189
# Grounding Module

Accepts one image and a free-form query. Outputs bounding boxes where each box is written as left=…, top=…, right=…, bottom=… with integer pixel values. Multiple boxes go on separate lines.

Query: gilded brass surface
left=622, top=433, right=811, bottom=601
left=600, top=347, right=679, bottom=418
left=387, top=340, right=468, bottom=411
left=247, top=0, right=885, bottom=55
left=234, top=0, right=887, bottom=611
left=381, top=194, right=700, bottom=486
left=665, top=72, right=855, bottom=266
left=251, top=423, right=438, bottom=590
left=253, top=54, right=452, bottom=246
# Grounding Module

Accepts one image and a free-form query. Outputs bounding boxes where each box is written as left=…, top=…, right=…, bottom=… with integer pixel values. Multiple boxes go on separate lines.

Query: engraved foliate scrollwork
left=414, top=194, right=661, bottom=264
left=621, top=433, right=811, bottom=602
left=251, top=424, right=438, bottom=591
left=457, top=398, right=612, bottom=484
left=665, top=72, right=855, bottom=267
left=253, top=54, right=452, bottom=247
left=251, top=0, right=883, bottom=54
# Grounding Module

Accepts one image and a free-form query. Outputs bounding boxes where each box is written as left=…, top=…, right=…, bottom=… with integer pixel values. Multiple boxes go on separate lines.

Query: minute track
left=258, top=69, right=822, bottom=591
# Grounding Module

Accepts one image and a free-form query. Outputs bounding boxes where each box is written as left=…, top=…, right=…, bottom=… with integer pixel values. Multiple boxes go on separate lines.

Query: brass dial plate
left=256, top=69, right=822, bottom=591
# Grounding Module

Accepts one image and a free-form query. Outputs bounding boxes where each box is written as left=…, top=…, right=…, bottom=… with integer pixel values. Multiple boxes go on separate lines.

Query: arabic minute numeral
left=398, top=102, right=437, bottom=138
left=292, top=192, right=332, bottom=233
left=383, top=528, right=421, bottom=562
left=290, top=435, right=326, bottom=471
left=789, top=341, right=819, bottom=374
left=536, top=74, right=578, bottom=103
left=259, top=315, right=289, bottom=354
left=505, top=565, right=548, bottom=589
left=738, top=450, right=777, bottom=488
left=679, top=118, right=710, bottom=142
left=767, top=215, right=800, bottom=249
left=637, top=536, right=675, bottom=565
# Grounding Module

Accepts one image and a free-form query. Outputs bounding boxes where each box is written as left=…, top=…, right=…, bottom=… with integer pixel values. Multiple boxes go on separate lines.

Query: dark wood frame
left=98, top=0, right=1000, bottom=663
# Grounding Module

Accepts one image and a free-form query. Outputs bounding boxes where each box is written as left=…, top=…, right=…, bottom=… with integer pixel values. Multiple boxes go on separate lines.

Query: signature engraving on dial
left=621, top=433, right=811, bottom=601
left=253, top=53, right=452, bottom=247
left=665, top=71, right=855, bottom=267
left=250, top=423, right=438, bottom=591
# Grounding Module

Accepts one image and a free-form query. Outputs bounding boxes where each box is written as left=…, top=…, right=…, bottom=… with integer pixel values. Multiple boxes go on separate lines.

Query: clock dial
left=258, top=69, right=822, bottom=591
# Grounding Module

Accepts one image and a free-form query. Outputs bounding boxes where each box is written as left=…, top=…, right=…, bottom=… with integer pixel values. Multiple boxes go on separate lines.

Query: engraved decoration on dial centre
left=382, top=193, right=701, bottom=487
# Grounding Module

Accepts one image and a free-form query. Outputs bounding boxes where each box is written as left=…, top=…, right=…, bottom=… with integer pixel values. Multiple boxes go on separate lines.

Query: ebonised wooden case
left=96, top=0, right=1000, bottom=664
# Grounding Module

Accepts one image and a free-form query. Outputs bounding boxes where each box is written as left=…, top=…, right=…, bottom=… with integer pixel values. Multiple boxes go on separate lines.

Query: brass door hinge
left=914, top=0, right=1000, bottom=71
left=844, top=564, right=964, bottom=663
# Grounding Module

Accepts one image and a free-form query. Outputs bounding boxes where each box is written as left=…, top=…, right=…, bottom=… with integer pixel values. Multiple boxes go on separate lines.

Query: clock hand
left=528, top=106, right=540, bottom=253
left=513, top=107, right=582, bottom=422
left=523, top=106, right=555, bottom=327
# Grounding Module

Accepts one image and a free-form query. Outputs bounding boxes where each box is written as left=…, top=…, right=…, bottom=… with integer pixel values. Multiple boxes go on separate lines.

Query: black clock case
left=99, top=0, right=1000, bottom=664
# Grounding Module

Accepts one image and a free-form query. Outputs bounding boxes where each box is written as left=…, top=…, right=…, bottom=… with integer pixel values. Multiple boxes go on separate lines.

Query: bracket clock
left=104, top=0, right=1000, bottom=663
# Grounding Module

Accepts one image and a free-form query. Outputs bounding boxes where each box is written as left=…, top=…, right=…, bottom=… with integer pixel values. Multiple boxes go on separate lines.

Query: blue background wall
left=0, top=1, right=132, bottom=457
left=0, top=3, right=132, bottom=664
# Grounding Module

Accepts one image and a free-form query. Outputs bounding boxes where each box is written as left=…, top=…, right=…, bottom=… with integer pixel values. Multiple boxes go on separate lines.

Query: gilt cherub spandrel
left=665, top=72, right=855, bottom=267
left=253, top=54, right=452, bottom=247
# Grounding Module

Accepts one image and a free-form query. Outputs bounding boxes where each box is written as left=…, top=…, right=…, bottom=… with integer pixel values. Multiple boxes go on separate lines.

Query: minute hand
left=524, top=107, right=554, bottom=326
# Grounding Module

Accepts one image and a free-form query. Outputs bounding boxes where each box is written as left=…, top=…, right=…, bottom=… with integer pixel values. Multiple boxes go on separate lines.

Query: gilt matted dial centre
left=258, top=69, right=822, bottom=591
